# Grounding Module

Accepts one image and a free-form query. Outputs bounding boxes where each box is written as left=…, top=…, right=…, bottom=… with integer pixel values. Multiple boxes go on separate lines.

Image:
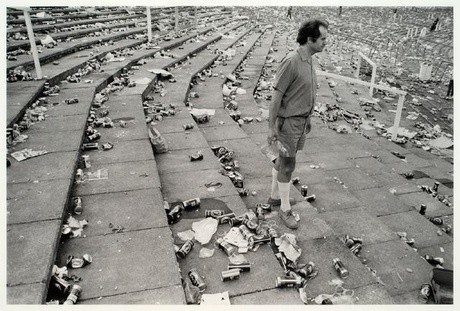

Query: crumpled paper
left=190, top=108, right=215, bottom=117
left=200, top=291, right=231, bottom=305
left=192, top=218, right=218, bottom=245
left=276, top=233, right=301, bottom=263
left=177, top=230, right=195, bottom=241
left=149, top=68, right=173, bottom=78
left=223, top=227, right=248, bottom=248
left=428, top=136, right=453, bottom=149
left=199, top=247, right=215, bottom=258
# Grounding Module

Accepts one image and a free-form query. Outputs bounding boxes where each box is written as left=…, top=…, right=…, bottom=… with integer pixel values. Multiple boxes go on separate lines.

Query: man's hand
left=267, top=127, right=278, bottom=145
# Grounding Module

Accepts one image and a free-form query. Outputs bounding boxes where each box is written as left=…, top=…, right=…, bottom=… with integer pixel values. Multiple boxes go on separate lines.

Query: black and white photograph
left=3, top=0, right=456, bottom=306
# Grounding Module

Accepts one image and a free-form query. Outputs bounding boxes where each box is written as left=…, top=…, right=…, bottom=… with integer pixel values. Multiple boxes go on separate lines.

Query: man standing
left=267, top=19, right=328, bottom=229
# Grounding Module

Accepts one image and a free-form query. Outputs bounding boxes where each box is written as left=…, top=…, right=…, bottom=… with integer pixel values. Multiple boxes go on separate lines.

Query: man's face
left=309, top=25, right=328, bottom=54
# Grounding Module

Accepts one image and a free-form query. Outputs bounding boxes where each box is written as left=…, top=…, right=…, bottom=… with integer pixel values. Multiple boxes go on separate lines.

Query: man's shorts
left=276, top=116, right=309, bottom=157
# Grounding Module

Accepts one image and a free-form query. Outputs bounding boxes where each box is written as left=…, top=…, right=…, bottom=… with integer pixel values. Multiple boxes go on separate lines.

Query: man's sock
left=270, top=168, right=279, bottom=199
left=278, top=181, right=291, bottom=212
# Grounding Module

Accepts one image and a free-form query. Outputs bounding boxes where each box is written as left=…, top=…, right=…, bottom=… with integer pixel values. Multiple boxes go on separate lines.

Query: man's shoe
left=279, top=209, right=299, bottom=229
left=267, top=197, right=295, bottom=206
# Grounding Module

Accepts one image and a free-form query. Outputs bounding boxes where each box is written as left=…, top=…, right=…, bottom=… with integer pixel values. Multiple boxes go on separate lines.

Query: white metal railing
left=316, top=70, right=407, bottom=141
left=355, top=51, right=377, bottom=96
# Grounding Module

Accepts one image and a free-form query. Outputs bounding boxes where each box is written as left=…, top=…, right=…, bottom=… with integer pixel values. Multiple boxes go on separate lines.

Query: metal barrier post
left=146, top=7, right=152, bottom=42
left=23, top=9, right=43, bottom=79
left=175, top=7, right=179, bottom=31
left=391, top=94, right=406, bottom=140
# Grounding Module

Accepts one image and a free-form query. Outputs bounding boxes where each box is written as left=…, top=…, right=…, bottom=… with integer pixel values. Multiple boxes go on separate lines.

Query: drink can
left=429, top=217, right=443, bottom=225
left=205, top=210, right=224, bottom=218
left=237, top=188, right=249, bottom=196
left=252, top=234, right=271, bottom=245
left=216, top=237, right=236, bottom=256
left=167, top=203, right=184, bottom=224
left=419, top=204, right=427, bottom=215
left=350, top=243, right=362, bottom=255
left=305, top=194, right=316, bottom=202
left=301, top=185, right=308, bottom=197
left=344, top=236, right=355, bottom=248
left=87, top=132, right=101, bottom=141
left=73, top=197, right=83, bottom=215
left=216, top=212, right=235, bottom=224
left=275, top=276, right=302, bottom=288
left=333, top=258, right=349, bottom=279
left=433, top=181, right=440, bottom=192
left=183, top=123, right=194, bottom=130
left=275, top=252, right=288, bottom=273
left=50, top=275, right=72, bottom=295
left=255, top=206, right=265, bottom=220
left=63, top=284, right=82, bottom=305
left=182, top=198, right=200, bottom=210
left=420, top=284, right=432, bottom=299
left=82, top=142, right=99, bottom=150
left=234, top=176, right=244, bottom=188
left=239, top=225, right=255, bottom=240
left=268, top=228, right=278, bottom=239
left=176, top=240, right=194, bottom=259
left=229, top=215, right=245, bottom=227
left=228, top=263, right=251, bottom=272
left=188, top=269, right=206, bottom=292
left=221, top=269, right=240, bottom=282
left=292, top=177, right=300, bottom=184
left=82, top=155, right=91, bottom=168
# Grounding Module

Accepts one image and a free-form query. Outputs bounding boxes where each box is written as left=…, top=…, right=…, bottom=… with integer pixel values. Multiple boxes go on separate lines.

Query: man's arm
left=267, top=88, right=283, bottom=144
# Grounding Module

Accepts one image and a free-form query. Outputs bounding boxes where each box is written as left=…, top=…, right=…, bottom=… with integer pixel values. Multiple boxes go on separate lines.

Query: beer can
left=239, top=225, right=255, bottom=240
left=182, top=198, right=200, bottom=210
left=420, top=283, right=432, bottom=299
left=228, top=263, right=251, bottom=272
left=50, top=275, right=72, bottom=295
left=333, top=258, right=349, bottom=279
left=344, top=236, right=355, bottom=248
left=234, top=176, right=244, bottom=188
left=255, top=207, right=265, bottom=220
left=188, top=269, right=207, bottom=292
left=87, top=132, right=101, bottom=142
left=242, top=218, right=258, bottom=231
left=424, top=255, right=444, bottom=265
left=275, top=276, right=302, bottom=288
left=216, top=237, right=236, bottom=256
left=300, top=185, right=308, bottom=197
left=221, top=269, right=240, bottom=282
left=73, top=197, right=83, bottom=215
left=63, top=284, right=82, bottom=305
left=291, top=177, right=300, bottom=184
left=167, top=203, right=184, bottom=224
left=297, top=261, right=315, bottom=279
left=429, top=217, right=444, bottom=225
left=252, top=234, right=271, bottom=245
left=183, top=123, right=194, bottom=130
left=322, top=298, right=333, bottom=304
left=176, top=240, right=194, bottom=259
left=237, top=188, right=249, bottom=196
left=305, top=194, right=316, bottom=202
left=229, top=215, right=245, bottom=227
left=350, top=243, right=362, bottom=255
left=268, top=228, right=278, bottom=239
left=75, top=169, right=84, bottom=183
left=419, top=204, right=427, bottom=215
left=81, top=155, right=91, bottom=168
left=433, top=181, right=440, bottom=192
left=216, top=212, right=235, bottom=224
left=204, top=209, right=224, bottom=218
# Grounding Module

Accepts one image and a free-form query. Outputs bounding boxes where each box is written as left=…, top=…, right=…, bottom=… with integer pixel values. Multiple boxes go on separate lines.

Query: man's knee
left=278, top=158, right=296, bottom=176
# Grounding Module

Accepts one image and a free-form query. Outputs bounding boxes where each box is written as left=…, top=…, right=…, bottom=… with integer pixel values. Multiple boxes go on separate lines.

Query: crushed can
left=216, top=237, right=236, bottom=256
left=429, top=217, right=444, bottom=225
left=229, top=215, right=245, bottom=227
left=63, top=284, right=82, bottom=305
left=291, top=177, right=300, bottom=184
left=176, top=240, right=194, bottom=259
left=50, top=275, right=72, bottom=295
left=216, top=212, right=236, bottom=224
left=221, top=269, right=240, bottom=282
left=188, top=269, right=207, bottom=292
left=239, top=225, right=255, bottom=240
left=183, top=123, right=194, bottom=130
left=333, top=258, right=349, bottom=279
